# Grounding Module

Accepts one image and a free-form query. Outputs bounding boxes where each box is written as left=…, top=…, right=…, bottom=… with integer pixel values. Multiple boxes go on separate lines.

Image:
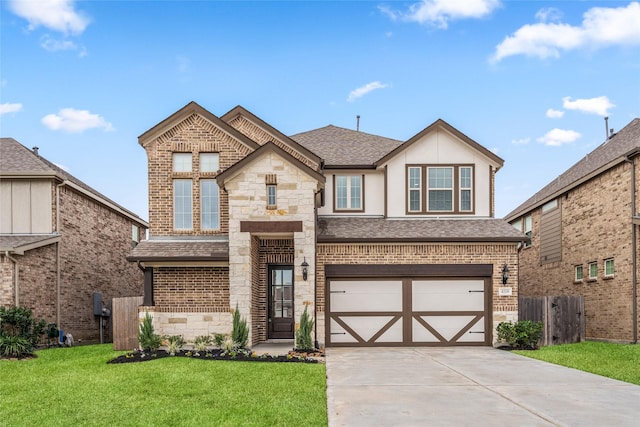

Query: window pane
left=350, top=176, right=361, bottom=209
left=409, top=167, right=421, bottom=189
left=174, top=179, right=192, bottom=229
left=605, top=259, right=614, bottom=276
left=201, top=179, right=219, bottom=230
left=512, top=219, right=522, bottom=231
left=173, top=153, right=192, bottom=172
left=409, top=189, right=421, bottom=211
left=460, top=167, right=472, bottom=188
left=200, top=153, right=219, bottom=172
left=461, top=189, right=471, bottom=211
left=428, top=168, right=452, bottom=189
left=575, top=265, right=583, bottom=281
left=336, top=176, right=347, bottom=209
left=267, top=185, right=277, bottom=206
left=428, top=189, right=452, bottom=211
left=589, top=262, right=598, bottom=279
left=524, top=215, right=532, bottom=233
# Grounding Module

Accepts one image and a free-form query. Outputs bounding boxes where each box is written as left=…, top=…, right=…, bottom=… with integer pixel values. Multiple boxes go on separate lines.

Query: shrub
left=166, top=335, right=185, bottom=356
left=0, top=306, right=47, bottom=357
left=194, top=335, right=212, bottom=352
left=231, top=304, right=248, bottom=349
left=138, top=312, right=162, bottom=352
left=213, top=333, right=227, bottom=349
left=497, top=320, right=544, bottom=349
left=295, top=306, right=315, bottom=351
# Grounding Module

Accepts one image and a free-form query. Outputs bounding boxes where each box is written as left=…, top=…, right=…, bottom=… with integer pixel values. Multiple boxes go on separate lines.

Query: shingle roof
left=0, top=234, right=61, bottom=253
left=316, top=217, right=527, bottom=243
left=505, top=118, right=640, bottom=221
left=290, top=125, right=404, bottom=166
left=128, top=238, right=229, bottom=262
left=1, top=138, right=147, bottom=227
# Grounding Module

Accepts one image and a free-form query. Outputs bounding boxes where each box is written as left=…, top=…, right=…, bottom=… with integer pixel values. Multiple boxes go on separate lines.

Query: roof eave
left=126, top=255, right=229, bottom=263
left=317, top=236, right=526, bottom=243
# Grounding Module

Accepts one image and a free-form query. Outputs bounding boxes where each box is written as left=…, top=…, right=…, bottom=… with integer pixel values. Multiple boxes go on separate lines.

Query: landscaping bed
left=108, top=348, right=324, bottom=364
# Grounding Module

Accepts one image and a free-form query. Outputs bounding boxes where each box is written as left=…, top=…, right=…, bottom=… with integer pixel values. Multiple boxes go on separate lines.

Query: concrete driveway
left=326, top=347, right=640, bottom=426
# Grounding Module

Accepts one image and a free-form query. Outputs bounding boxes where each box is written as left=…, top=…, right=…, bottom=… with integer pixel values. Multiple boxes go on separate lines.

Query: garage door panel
left=413, top=280, right=485, bottom=311
left=330, top=280, right=402, bottom=312
left=340, top=316, right=400, bottom=342
left=457, top=317, right=486, bottom=342
left=329, top=318, right=359, bottom=343
left=412, top=318, right=440, bottom=343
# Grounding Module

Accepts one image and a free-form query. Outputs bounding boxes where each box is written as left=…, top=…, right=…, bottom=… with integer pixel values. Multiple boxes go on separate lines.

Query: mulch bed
left=108, top=348, right=324, bottom=364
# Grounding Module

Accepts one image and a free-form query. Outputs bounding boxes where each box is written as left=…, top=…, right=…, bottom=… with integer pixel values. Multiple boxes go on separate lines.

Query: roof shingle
left=128, top=238, right=229, bottom=262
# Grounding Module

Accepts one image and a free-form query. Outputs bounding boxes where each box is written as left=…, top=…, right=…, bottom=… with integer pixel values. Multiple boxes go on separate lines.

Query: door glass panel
left=271, top=268, right=293, bottom=318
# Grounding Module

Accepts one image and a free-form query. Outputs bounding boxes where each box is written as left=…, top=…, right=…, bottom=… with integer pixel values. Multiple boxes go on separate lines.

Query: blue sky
left=1, top=0, right=639, bottom=220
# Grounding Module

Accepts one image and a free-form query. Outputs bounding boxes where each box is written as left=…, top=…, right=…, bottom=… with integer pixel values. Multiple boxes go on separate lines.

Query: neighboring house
left=0, top=138, right=148, bottom=342
left=128, top=102, right=526, bottom=348
left=505, top=119, right=640, bottom=343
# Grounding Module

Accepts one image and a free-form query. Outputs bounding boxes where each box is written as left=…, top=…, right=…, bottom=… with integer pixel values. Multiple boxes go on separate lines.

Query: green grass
left=514, top=341, right=640, bottom=385
left=0, top=345, right=327, bottom=426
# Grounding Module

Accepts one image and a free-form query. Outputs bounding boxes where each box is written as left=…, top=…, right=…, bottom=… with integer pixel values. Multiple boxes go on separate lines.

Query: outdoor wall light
left=301, top=257, right=309, bottom=281
left=501, top=264, right=510, bottom=285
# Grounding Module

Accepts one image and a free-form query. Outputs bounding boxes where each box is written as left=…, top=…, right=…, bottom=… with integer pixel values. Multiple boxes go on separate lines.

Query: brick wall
left=316, top=242, right=520, bottom=344
left=518, top=162, right=638, bottom=341
left=153, top=266, right=229, bottom=312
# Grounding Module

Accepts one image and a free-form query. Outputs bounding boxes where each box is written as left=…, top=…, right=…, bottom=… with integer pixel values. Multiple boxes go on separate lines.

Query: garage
left=325, top=264, right=492, bottom=347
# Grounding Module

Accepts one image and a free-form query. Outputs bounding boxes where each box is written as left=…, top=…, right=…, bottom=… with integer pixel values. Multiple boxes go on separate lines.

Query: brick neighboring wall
left=518, top=162, right=638, bottom=341
left=153, top=266, right=229, bottom=312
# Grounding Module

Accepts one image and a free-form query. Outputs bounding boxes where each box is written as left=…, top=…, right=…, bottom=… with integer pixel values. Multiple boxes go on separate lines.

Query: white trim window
left=335, top=175, right=362, bottom=210
left=201, top=179, right=220, bottom=230
left=408, top=167, right=422, bottom=212
left=200, top=153, right=219, bottom=173
left=523, top=215, right=532, bottom=248
left=604, top=258, right=614, bottom=278
left=459, top=166, right=473, bottom=212
left=427, top=167, right=453, bottom=212
left=267, top=184, right=277, bottom=209
left=574, top=265, right=583, bottom=282
left=173, top=153, right=192, bottom=172
left=588, top=261, right=598, bottom=280
left=174, top=179, right=193, bottom=230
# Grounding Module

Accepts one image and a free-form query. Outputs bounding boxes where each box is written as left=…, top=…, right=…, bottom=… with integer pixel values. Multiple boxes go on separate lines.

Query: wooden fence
left=112, top=296, right=143, bottom=351
left=519, top=296, right=585, bottom=346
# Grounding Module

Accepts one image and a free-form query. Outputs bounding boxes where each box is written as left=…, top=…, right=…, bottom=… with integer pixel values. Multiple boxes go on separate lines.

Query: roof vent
left=32, top=146, right=39, bottom=155
left=356, top=115, right=360, bottom=132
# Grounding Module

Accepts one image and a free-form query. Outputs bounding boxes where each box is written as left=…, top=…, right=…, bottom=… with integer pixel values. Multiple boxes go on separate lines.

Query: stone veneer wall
left=316, top=242, right=520, bottom=346
left=518, top=161, right=639, bottom=341
left=0, top=255, right=15, bottom=307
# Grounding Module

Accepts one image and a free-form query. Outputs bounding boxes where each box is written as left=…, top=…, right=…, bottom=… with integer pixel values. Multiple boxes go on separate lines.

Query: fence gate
left=519, top=296, right=585, bottom=346
left=112, top=296, right=143, bottom=350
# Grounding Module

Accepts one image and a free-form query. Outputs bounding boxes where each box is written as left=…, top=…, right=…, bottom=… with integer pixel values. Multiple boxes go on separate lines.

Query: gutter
left=625, top=154, right=638, bottom=343
left=4, top=251, right=19, bottom=306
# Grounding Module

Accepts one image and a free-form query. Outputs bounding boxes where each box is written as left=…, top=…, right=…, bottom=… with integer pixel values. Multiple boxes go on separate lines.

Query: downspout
left=5, top=251, right=19, bottom=306
left=625, top=156, right=637, bottom=343
left=313, top=190, right=319, bottom=349
left=55, top=181, right=66, bottom=329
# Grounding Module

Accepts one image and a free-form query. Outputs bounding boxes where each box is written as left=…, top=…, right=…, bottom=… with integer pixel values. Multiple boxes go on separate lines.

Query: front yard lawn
left=514, top=341, right=640, bottom=386
left=0, top=344, right=327, bottom=426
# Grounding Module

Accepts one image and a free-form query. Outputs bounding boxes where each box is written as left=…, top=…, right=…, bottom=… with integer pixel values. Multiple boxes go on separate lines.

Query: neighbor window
left=267, top=184, right=277, bottom=209
left=335, top=175, right=363, bottom=211
left=588, top=261, right=598, bottom=280
left=201, top=179, right=219, bottom=230
left=200, top=153, right=219, bottom=173
left=542, top=199, right=558, bottom=213
left=427, top=167, right=453, bottom=211
left=604, top=258, right=615, bottom=278
left=574, top=265, right=583, bottom=282
left=408, top=167, right=422, bottom=212
left=523, top=215, right=532, bottom=248
left=459, top=167, right=473, bottom=211
left=173, top=153, right=192, bottom=172
left=132, top=225, right=139, bottom=243
left=174, top=179, right=193, bottom=230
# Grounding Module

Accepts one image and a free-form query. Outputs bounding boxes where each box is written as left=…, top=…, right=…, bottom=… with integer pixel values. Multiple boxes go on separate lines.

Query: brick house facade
left=129, top=102, right=526, bottom=347
left=0, top=138, right=148, bottom=342
left=506, top=119, right=640, bottom=342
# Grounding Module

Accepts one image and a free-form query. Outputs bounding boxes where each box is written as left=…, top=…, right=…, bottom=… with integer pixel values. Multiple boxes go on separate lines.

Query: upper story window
left=173, top=179, right=193, bottom=230
left=604, top=258, right=614, bottom=278
left=267, top=185, right=277, bottom=209
left=588, top=261, right=598, bottom=280
left=407, top=165, right=474, bottom=214
left=542, top=199, right=558, bottom=213
left=201, top=179, right=220, bottom=230
left=173, top=153, right=192, bottom=173
left=200, top=153, right=219, bottom=173
left=132, top=225, right=140, bottom=243
left=334, top=175, right=363, bottom=211
left=574, top=265, right=583, bottom=282
left=512, top=215, right=532, bottom=248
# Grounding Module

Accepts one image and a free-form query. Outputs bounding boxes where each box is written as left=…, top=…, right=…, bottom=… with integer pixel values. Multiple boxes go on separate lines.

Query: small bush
left=497, top=320, right=544, bottom=349
left=213, top=333, right=227, bottom=349
left=295, top=306, right=315, bottom=351
left=231, top=304, right=248, bottom=348
left=0, top=306, right=47, bottom=357
left=194, top=335, right=212, bottom=352
left=166, top=335, right=185, bottom=356
left=222, top=335, right=236, bottom=352
left=138, top=312, right=162, bottom=352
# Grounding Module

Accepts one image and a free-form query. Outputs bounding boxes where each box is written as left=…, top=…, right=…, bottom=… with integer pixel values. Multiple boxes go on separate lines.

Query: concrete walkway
left=326, top=347, right=640, bottom=427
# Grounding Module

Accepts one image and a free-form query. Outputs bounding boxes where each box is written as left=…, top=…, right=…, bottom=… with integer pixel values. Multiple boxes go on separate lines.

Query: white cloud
left=546, top=108, right=564, bottom=119
left=8, top=0, right=90, bottom=35
left=41, top=108, right=114, bottom=133
left=562, top=96, right=615, bottom=116
left=347, top=81, right=389, bottom=102
left=41, top=35, right=77, bottom=52
left=537, top=128, right=581, bottom=146
left=492, top=2, right=640, bottom=62
left=380, top=0, right=500, bottom=29
left=535, top=7, right=562, bottom=23
left=0, top=103, right=23, bottom=116
left=511, top=137, right=530, bottom=145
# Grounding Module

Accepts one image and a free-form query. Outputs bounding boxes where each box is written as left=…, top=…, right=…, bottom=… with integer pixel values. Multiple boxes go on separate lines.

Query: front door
left=268, top=265, right=294, bottom=339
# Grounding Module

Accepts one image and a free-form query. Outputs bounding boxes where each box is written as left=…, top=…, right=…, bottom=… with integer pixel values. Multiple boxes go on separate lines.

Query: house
left=505, top=119, right=640, bottom=343
left=128, top=102, right=526, bottom=347
left=0, top=138, right=149, bottom=342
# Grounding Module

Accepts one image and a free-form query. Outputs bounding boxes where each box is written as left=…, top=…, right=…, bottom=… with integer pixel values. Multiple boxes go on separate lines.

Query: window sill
left=603, top=275, right=615, bottom=280
left=573, top=280, right=583, bottom=284
left=586, top=278, right=598, bottom=283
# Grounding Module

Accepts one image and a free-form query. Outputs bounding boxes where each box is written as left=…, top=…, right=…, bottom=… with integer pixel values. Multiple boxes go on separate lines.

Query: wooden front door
left=268, top=266, right=294, bottom=339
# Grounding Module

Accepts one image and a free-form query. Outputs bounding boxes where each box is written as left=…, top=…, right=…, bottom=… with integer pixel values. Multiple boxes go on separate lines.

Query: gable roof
left=505, top=118, right=640, bottom=222
left=377, top=119, right=504, bottom=168
left=138, top=101, right=260, bottom=151
left=221, top=105, right=322, bottom=169
left=290, top=125, right=403, bottom=167
left=215, top=141, right=325, bottom=188
left=0, top=137, right=148, bottom=227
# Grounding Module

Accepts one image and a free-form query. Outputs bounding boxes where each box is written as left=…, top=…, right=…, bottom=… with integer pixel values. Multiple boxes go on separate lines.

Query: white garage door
left=327, top=278, right=489, bottom=347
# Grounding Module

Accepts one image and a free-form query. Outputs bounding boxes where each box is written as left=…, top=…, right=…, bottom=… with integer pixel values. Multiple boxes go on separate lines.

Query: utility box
left=93, top=292, right=107, bottom=316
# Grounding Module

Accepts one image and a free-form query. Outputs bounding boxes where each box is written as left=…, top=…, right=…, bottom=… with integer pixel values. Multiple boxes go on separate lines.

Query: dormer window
left=407, top=165, right=474, bottom=214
